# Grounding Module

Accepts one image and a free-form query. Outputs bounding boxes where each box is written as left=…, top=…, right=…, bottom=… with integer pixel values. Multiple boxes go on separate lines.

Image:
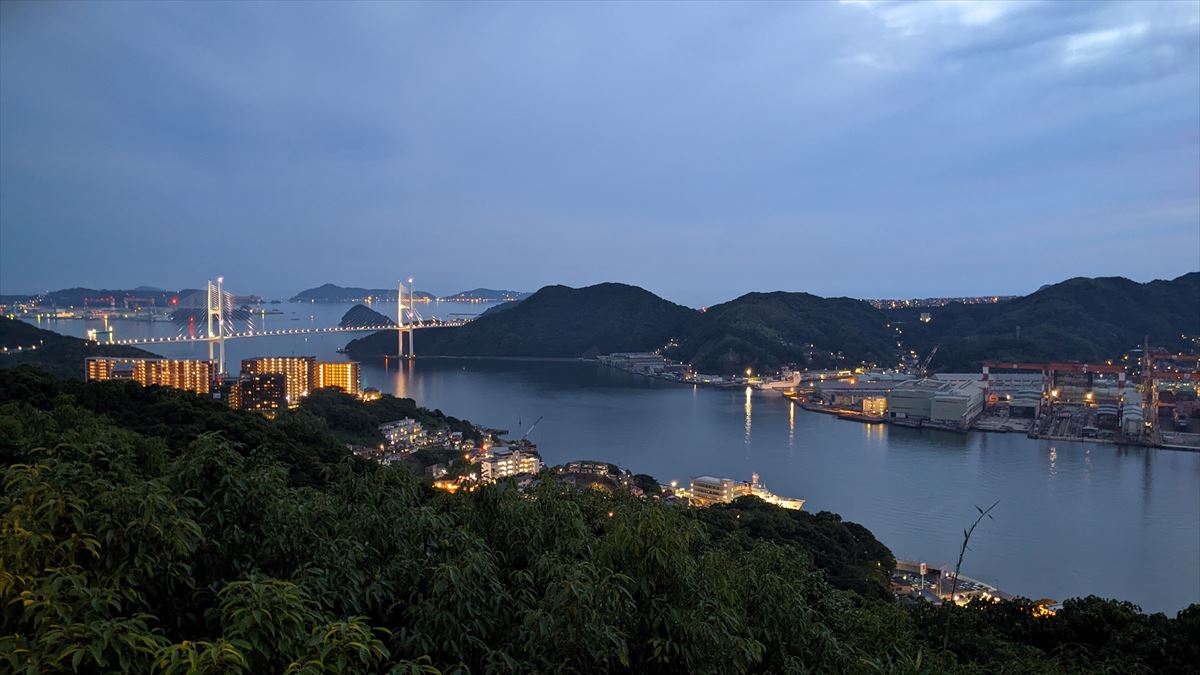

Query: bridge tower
left=397, top=278, right=416, bottom=358
left=407, top=277, right=415, bottom=359
left=207, top=277, right=227, bottom=374
left=397, top=281, right=404, bottom=359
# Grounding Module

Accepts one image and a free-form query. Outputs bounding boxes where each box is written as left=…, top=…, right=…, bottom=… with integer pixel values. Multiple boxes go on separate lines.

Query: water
left=24, top=305, right=1200, bottom=615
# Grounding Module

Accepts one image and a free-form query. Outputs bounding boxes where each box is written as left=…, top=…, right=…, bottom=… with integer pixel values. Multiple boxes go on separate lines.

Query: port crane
left=917, top=344, right=939, bottom=377
left=521, top=415, right=544, bottom=440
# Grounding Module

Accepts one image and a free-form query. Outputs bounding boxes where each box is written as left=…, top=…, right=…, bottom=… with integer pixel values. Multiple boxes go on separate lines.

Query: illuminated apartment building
left=85, top=357, right=215, bottom=394
left=231, top=373, right=287, bottom=416
left=688, top=476, right=750, bottom=507
left=478, top=447, right=541, bottom=481
left=240, top=356, right=316, bottom=404
left=86, top=357, right=127, bottom=382
left=315, top=361, right=361, bottom=395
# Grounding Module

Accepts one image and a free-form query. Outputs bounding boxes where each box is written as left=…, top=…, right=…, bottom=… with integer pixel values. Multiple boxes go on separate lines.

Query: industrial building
left=85, top=357, right=215, bottom=395
left=1121, top=392, right=1145, bottom=436
left=1009, top=391, right=1043, bottom=418
left=813, top=379, right=897, bottom=408
left=887, top=379, right=984, bottom=430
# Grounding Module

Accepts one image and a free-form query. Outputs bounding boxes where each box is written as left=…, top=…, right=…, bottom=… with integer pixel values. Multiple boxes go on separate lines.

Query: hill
left=291, top=283, right=436, bottom=303
left=338, top=303, right=395, bottom=328
left=344, top=274, right=1198, bottom=375
left=347, top=282, right=699, bottom=359
left=0, top=317, right=157, bottom=380
left=2, top=366, right=1196, bottom=673
left=668, top=292, right=895, bottom=375
left=899, top=273, right=1200, bottom=371
left=2, top=287, right=197, bottom=308
left=443, top=288, right=531, bottom=301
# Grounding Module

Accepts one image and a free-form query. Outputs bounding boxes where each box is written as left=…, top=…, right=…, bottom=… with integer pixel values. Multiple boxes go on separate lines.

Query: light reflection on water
left=744, top=386, right=753, bottom=447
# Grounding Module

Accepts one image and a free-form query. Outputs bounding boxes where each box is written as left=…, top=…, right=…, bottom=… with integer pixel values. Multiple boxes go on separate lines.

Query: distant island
left=0, top=287, right=201, bottom=308
left=290, top=284, right=530, bottom=303
left=290, top=283, right=437, bottom=303
left=339, top=304, right=396, bottom=328
left=441, top=288, right=531, bottom=302
left=347, top=273, right=1200, bottom=375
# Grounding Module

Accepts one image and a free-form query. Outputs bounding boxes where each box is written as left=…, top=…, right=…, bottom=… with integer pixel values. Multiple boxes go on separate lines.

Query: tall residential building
left=240, top=356, right=316, bottom=404
left=85, top=357, right=214, bottom=395
left=316, top=361, right=360, bottom=395
left=231, top=373, right=287, bottom=416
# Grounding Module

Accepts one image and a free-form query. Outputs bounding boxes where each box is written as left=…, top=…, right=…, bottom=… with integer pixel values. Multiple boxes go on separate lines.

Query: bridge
left=98, top=276, right=464, bottom=372
left=109, top=320, right=465, bottom=347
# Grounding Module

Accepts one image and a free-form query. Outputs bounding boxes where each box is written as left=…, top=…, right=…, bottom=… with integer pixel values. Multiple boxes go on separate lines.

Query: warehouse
left=887, top=379, right=984, bottom=430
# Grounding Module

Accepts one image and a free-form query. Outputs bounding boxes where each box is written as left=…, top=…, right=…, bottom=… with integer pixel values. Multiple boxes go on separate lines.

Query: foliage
left=1, top=368, right=1197, bottom=674
left=667, top=291, right=896, bottom=375
left=290, top=284, right=435, bottom=303
left=896, top=272, right=1200, bottom=371
left=293, top=388, right=480, bottom=447
left=349, top=273, right=1199, bottom=375
left=338, top=304, right=395, bottom=328
left=690, top=496, right=897, bottom=601
left=631, top=473, right=662, bottom=496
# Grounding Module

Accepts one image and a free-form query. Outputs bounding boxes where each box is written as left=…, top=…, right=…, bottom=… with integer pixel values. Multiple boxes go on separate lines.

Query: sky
left=1, top=1, right=1198, bottom=307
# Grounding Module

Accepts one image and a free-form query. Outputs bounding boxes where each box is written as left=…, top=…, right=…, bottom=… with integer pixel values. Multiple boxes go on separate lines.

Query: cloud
left=0, top=1, right=1196, bottom=302
left=1061, top=23, right=1148, bottom=64
left=838, top=51, right=895, bottom=70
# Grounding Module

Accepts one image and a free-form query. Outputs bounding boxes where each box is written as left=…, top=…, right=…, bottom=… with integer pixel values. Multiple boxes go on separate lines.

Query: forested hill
left=442, top=288, right=531, bottom=301
left=898, top=272, right=1200, bottom=371
left=2, top=366, right=1197, bottom=673
left=345, top=273, right=1199, bottom=375
left=667, top=292, right=895, bottom=375
left=347, top=282, right=700, bottom=358
left=0, top=316, right=156, bottom=380
left=338, top=303, right=395, bottom=328
left=291, top=283, right=436, bottom=303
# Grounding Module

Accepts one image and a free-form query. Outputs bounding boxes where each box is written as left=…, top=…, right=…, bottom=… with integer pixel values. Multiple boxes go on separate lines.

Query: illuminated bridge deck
left=108, top=320, right=467, bottom=346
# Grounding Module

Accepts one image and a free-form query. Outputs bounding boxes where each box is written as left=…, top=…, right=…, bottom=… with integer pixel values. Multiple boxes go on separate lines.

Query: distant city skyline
left=2, top=1, right=1198, bottom=308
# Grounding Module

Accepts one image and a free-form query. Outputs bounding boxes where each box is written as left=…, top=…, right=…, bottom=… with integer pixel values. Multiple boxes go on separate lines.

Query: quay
left=892, top=559, right=1015, bottom=606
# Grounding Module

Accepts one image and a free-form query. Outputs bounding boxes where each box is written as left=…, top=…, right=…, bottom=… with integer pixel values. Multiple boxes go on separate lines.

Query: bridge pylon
left=398, top=278, right=416, bottom=358
left=207, top=277, right=227, bottom=374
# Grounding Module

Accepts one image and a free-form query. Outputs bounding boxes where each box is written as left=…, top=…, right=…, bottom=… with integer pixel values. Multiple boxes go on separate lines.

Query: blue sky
left=1, top=0, right=1197, bottom=306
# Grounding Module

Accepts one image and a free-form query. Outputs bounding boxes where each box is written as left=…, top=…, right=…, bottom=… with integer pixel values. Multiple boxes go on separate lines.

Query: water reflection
left=1048, top=447, right=1057, bottom=477
left=744, top=387, right=753, bottom=446
left=863, top=421, right=885, bottom=443
left=788, top=401, right=795, bottom=448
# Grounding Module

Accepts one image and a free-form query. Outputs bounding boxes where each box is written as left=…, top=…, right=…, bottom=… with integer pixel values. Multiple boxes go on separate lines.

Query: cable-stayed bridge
left=102, top=277, right=465, bottom=369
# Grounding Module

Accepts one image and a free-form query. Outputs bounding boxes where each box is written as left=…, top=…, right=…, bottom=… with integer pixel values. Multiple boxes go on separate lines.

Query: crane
left=521, top=415, right=544, bottom=441
left=918, top=344, right=939, bottom=378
